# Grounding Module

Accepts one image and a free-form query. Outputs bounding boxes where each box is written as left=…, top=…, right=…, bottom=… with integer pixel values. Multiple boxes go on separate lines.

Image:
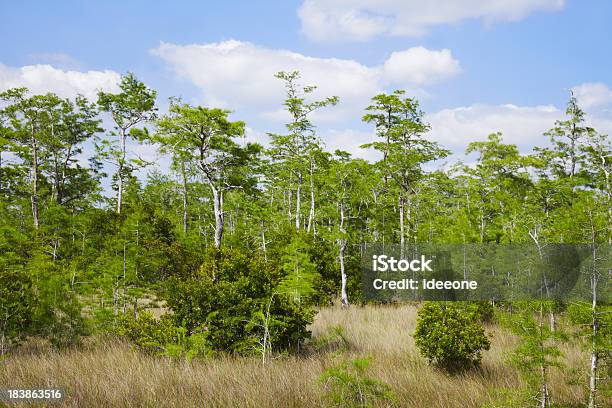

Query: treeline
left=0, top=71, right=610, bottom=405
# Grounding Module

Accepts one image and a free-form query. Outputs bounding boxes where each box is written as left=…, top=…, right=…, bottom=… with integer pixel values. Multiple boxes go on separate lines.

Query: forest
left=0, top=70, right=610, bottom=408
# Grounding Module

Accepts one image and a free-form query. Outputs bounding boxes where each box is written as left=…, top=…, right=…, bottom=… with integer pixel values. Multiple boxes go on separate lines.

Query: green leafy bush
left=413, top=302, right=491, bottom=373
left=163, top=328, right=211, bottom=361
left=0, top=269, right=34, bottom=354
left=161, top=247, right=315, bottom=354
left=114, top=311, right=180, bottom=354
left=319, top=356, right=396, bottom=407
left=115, top=311, right=211, bottom=360
left=466, top=301, right=495, bottom=323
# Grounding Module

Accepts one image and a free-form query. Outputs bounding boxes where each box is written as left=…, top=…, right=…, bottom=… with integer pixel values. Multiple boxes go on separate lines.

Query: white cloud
left=324, top=128, right=380, bottom=160
left=383, top=47, right=461, bottom=85
left=298, top=0, right=565, bottom=42
left=572, top=82, right=612, bottom=110
left=426, top=104, right=563, bottom=152
left=151, top=40, right=461, bottom=122
left=0, top=64, right=120, bottom=101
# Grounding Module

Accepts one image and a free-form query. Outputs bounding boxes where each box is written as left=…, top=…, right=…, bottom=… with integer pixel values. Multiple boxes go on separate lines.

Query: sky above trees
left=1, top=0, right=610, bottom=173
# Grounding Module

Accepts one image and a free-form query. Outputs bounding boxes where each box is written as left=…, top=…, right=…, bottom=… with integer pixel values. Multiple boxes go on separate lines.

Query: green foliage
left=567, top=302, right=612, bottom=352
left=161, top=247, right=315, bottom=354
left=467, top=301, right=495, bottom=323
left=0, top=73, right=610, bottom=408
left=97, top=73, right=157, bottom=133
left=0, top=269, right=34, bottom=353
left=482, top=387, right=538, bottom=408
left=319, top=356, right=396, bottom=408
left=114, top=311, right=179, bottom=354
left=268, top=228, right=344, bottom=306
left=500, top=301, right=564, bottom=405
left=163, top=329, right=210, bottom=361
left=278, top=235, right=320, bottom=304
left=413, top=302, right=491, bottom=373
left=115, top=311, right=210, bottom=360
left=311, top=325, right=351, bottom=353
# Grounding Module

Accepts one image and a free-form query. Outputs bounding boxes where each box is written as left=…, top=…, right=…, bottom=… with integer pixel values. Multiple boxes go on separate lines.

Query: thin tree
left=268, top=71, right=338, bottom=231
left=97, top=73, right=157, bottom=214
left=155, top=100, right=260, bottom=248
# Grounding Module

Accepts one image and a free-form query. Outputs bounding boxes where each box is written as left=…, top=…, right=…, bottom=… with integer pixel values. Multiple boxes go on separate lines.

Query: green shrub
left=413, top=302, right=491, bottom=373
left=0, top=269, right=34, bottom=354
left=115, top=311, right=211, bottom=360
left=161, top=247, right=315, bottom=354
left=466, top=301, right=495, bottom=323
left=27, top=260, right=85, bottom=349
left=319, top=356, right=396, bottom=407
left=114, top=311, right=180, bottom=354
left=163, top=328, right=210, bottom=361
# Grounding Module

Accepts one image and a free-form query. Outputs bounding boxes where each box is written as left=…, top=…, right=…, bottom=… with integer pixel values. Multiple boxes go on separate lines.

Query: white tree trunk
left=295, top=171, right=302, bottom=230
left=339, top=201, right=348, bottom=307
left=399, top=195, right=405, bottom=259
left=116, top=129, right=126, bottom=214
left=307, top=158, right=316, bottom=235
left=211, top=185, right=224, bottom=248
left=181, top=160, right=188, bottom=234
left=588, top=219, right=599, bottom=408
left=30, top=129, right=39, bottom=229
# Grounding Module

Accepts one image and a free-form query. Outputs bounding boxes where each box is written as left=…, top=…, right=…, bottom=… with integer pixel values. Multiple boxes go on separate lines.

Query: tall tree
left=268, top=71, right=338, bottom=231
left=155, top=100, right=261, bottom=248
left=0, top=89, right=97, bottom=228
left=363, top=90, right=449, bottom=256
left=97, top=73, right=157, bottom=214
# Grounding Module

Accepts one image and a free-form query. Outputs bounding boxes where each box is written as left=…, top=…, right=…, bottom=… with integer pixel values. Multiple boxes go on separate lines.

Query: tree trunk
left=261, top=222, right=267, bottom=260
left=181, top=160, right=188, bottom=234
left=295, top=171, right=302, bottom=230
left=399, top=195, right=405, bottom=259
left=116, top=129, right=126, bottom=214
left=30, top=130, right=39, bottom=229
left=307, top=158, right=316, bottom=235
left=339, top=201, right=348, bottom=307
left=588, top=331, right=598, bottom=408
left=588, top=218, right=599, bottom=408
left=211, top=185, right=224, bottom=248
left=539, top=303, right=550, bottom=408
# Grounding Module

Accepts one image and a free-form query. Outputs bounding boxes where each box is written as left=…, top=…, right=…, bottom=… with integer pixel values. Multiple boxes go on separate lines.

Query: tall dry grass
left=0, top=304, right=598, bottom=407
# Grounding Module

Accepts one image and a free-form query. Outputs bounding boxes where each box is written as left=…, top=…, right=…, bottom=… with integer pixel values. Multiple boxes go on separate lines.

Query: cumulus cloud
left=383, top=47, right=461, bottom=85
left=425, top=94, right=612, bottom=155
left=0, top=64, right=120, bottom=101
left=426, top=103, right=562, bottom=152
left=321, top=104, right=567, bottom=161
left=298, top=0, right=565, bottom=42
left=151, top=40, right=460, bottom=121
left=572, top=82, right=612, bottom=110
left=324, top=128, right=380, bottom=160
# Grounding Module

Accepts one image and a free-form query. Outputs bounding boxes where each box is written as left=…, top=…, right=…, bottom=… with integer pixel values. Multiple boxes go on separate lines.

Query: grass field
left=0, top=304, right=598, bottom=407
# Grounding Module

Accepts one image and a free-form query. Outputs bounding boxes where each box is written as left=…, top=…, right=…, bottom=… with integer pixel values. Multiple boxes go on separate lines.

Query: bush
left=161, top=247, right=315, bottom=355
left=467, top=301, right=495, bottom=323
left=413, top=302, right=491, bottom=373
left=319, top=356, right=396, bottom=407
left=115, top=311, right=212, bottom=360
left=0, top=269, right=34, bottom=354
left=115, top=311, right=180, bottom=354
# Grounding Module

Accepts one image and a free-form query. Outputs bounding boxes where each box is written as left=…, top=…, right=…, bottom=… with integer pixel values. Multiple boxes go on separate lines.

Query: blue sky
left=1, top=0, right=611, bottom=163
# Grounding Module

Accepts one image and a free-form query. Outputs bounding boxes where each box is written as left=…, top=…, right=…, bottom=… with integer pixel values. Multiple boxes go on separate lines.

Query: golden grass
left=0, top=304, right=600, bottom=407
